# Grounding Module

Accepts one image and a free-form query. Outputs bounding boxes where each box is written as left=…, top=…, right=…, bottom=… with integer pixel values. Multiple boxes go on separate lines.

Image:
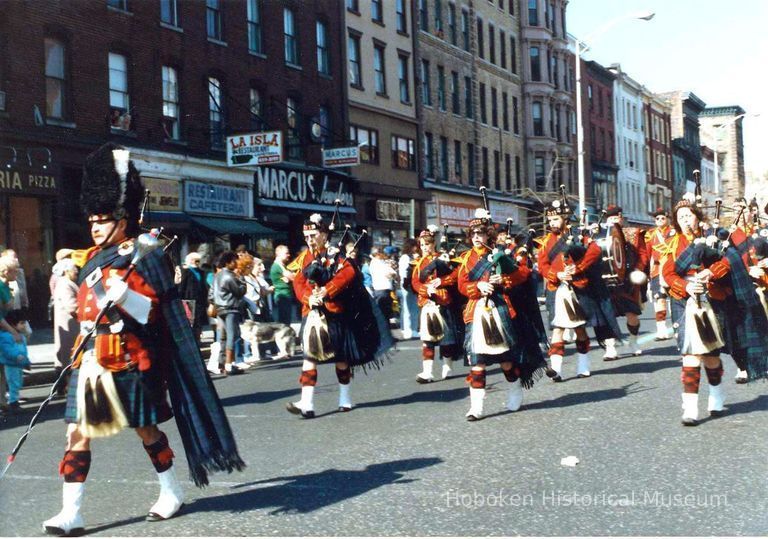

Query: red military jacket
left=456, top=246, right=529, bottom=323
left=290, top=249, right=356, bottom=317
left=74, top=240, right=160, bottom=372
left=536, top=230, right=603, bottom=292
left=660, top=234, right=732, bottom=301
left=644, top=225, right=676, bottom=279
left=623, top=226, right=650, bottom=273
left=411, top=253, right=458, bottom=308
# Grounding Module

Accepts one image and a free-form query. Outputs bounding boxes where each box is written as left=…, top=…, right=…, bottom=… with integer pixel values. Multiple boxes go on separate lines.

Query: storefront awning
left=189, top=216, right=284, bottom=238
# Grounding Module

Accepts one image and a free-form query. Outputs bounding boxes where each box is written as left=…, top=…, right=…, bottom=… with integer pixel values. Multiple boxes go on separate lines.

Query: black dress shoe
left=603, top=356, right=619, bottom=362
left=576, top=373, right=591, bottom=379
left=681, top=417, right=699, bottom=426
left=545, top=367, right=558, bottom=378
left=709, top=409, right=726, bottom=418
left=338, top=406, right=352, bottom=412
left=466, top=414, right=482, bottom=422
left=285, top=402, right=315, bottom=418
left=735, top=377, right=747, bottom=385
left=415, top=376, right=433, bottom=384
left=551, top=375, right=563, bottom=383
left=146, top=503, right=185, bottom=522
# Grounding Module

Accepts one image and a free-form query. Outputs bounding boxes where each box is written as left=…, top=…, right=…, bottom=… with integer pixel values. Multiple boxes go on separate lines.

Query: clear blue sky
left=567, top=0, right=768, bottom=177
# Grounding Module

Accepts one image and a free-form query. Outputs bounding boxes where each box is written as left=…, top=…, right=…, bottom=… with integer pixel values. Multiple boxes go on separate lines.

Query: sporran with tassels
left=682, top=295, right=724, bottom=355
left=471, top=298, right=510, bottom=355
left=303, top=308, right=335, bottom=362
left=552, top=283, right=587, bottom=329
left=420, top=300, right=445, bottom=342
left=75, top=350, right=129, bottom=438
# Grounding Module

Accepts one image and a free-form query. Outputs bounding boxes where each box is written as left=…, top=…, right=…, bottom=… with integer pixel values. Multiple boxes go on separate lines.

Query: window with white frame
left=350, top=124, right=379, bottom=164
left=396, top=0, right=407, bottom=32
left=317, top=21, right=330, bottom=75
left=284, top=8, right=299, bottom=65
left=348, top=34, right=362, bottom=87
left=206, top=0, right=222, bottom=40
left=109, top=52, right=130, bottom=130
left=374, top=44, right=386, bottom=95
left=160, top=0, right=178, bottom=26
left=44, top=38, right=66, bottom=119
left=162, top=66, right=179, bottom=139
left=208, top=77, right=224, bottom=149
left=247, top=0, right=262, bottom=53
left=392, top=135, right=416, bottom=170
left=398, top=54, right=410, bottom=104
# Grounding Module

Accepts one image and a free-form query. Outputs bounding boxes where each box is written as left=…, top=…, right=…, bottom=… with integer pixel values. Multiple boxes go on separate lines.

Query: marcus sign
left=256, top=166, right=353, bottom=207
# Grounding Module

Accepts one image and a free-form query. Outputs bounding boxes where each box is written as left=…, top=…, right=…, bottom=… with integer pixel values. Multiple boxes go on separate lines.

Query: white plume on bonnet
left=474, top=208, right=491, bottom=219
left=112, top=149, right=130, bottom=211
left=427, top=224, right=439, bottom=233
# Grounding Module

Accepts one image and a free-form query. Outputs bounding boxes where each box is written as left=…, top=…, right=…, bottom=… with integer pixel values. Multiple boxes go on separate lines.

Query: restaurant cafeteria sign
left=226, top=131, right=283, bottom=167
left=184, top=180, right=252, bottom=217
left=256, top=166, right=354, bottom=208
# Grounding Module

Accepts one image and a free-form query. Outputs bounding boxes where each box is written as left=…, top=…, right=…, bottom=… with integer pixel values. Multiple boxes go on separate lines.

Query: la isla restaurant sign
left=255, top=166, right=354, bottom=208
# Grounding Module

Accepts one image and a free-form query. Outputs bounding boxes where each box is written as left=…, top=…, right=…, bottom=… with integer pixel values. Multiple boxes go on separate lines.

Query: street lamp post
left=574, top=11, right=655, bottom=216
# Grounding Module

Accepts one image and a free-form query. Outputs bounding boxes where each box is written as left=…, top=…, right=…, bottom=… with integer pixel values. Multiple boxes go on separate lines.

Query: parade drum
left=595, top=223, right=626, bottom=288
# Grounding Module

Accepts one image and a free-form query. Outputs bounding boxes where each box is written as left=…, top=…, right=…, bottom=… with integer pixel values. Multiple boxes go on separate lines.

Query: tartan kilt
left=432, top=304, right=461, bottom=347
left=64, top=363, right=173, bottom=428
left=463, top=322, right=515, bottom=367
left=610, top=287, right=643, bottom=316
left=710, top=296, right=751, bottom=358
left=670, top=296, right=725, bottom=355
left=650, top=275, right=668, bottom=299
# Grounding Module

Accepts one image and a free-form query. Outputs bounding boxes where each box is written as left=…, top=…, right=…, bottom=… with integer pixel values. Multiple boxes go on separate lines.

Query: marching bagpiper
left=661, top=196, right=768, bottom=425
left=645, top=207, right=676, bottom=340
left=412, top=225, right=463, bottom=383
left=537, top=197, right=622, bottom=380
left=603, top=205, right=649, bottom=358
left=456, top=200, right=546, bottom=421
left=286, top=213, right=393, bottom=418
left=44, top=143, right=244, bottom=536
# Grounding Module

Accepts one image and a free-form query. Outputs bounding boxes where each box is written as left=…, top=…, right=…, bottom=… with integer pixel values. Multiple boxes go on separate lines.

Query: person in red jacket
left=644, top=207, right=676, bottom=340
left=412, top=225, right=462, bottom=382
left=456, top=209, right=540, bottom=420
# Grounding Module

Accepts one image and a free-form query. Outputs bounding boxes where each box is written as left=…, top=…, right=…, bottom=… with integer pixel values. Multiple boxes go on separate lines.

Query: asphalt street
left=2, top=306, right=767, bottom=536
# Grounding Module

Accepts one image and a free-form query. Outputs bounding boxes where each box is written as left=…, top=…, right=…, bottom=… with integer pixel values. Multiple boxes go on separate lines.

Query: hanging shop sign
left=376, top=200, right=410, bottom=222
left=184, top=180, right=252, bottom=217
left=437, top=199, right=476, bottom=227
left=226, top=131, right=283, bottom=167
left=255, top=165, right=354, bottom=209
left=322, top=147, right=360, bottom=168
left=142, top=177, right=181, bottom=211
left=0, top=166, right=58, bottom=196
left=488, top=200, right=520, bottom=225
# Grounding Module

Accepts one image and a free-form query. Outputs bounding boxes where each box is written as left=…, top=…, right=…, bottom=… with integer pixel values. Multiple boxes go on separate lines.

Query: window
left=396, top=0, right=407, bottom=32
left=392, top=135, right=416, bottom=170
left=346, top=0, right=358, bottom=11
left=162, top=66, right=180, bottom=139
left=479, top=83, right=487, bottom=124
left=502, top=91, right=509, bottom=131
left=398, top=54, right=410, bottom=103
left=545, top=0, right=552, bottom=29
left=528, top=0, right=538, bottom=25
left=284, top=8, right=298, bottom=65
left=535, top=154, right=545, bottom=190
left=286, top=97, right=302, bottom=160
left=434, top=0, right=443, bottom=33
left=439, top=136, right=448, bottom=181
left=437, top=65, right=446, bottom=110
left=482, top=147, right=489, bottom=187
left=549, top=103, right=554, bottom=138
left=421, top=59, right=431, bottom=106
left=160, top=0, right=178, bottom=26
left=448, top=3, right=457, bottom=45
left=464, top=76, right=472, bottom=118
left=509, top=0, right=515, bottom=15
left=318, top=105, right=331, bottom=146
left=476, top=18, right=484, bottom=59
left=551, top=54, right=558, bottom=89
left=532, top=101, right=543, bottom=136
left=461, top=9, right=470, bottom=51
left=419, top=0, right=428, bottom=31
left=374, top=45, right=386, bottom=94
left=208, top=77, right=224, bottom=149
left=529, top=46, right=540, bottom=81
left=206, top=0, right=222, bottom=40
left=588, top=84, right=593, bottom=108
left=350, top=125, right=378, bottom=164
left=555, top=105, right=561, bottom=141
left=494, top=150, right=500, bottom=190
left=546, top=50, right=552, bottom=83
left=488, top=24, right=495, bottom=64
left=44, top=38, right=66, bottom=119
left=316, top=21, right=330, bottom=75
left=454, top=140, right=462, bottom=178
left=500, top=30, right=506, bottom=69
left=108, top=0, right=128, bottom=10
left=247, top=0, right=262, bottom=53
left=109, top=52, right=130, bottom=130
left=348, top=34, right=362, bottom=87
left=510, top=36, right=517, bottom=74
left=451, top=71, right=460, bottom=114
left=491, top=87, right=498, bottom=127
left=515, top=155, right=521, bottom=189
left=424, top=132, right=434, bottom=177
left=505, top=153, right=511, bottom=191
left=249, top=88, right=263, bottom=130
left=467, top=143, right=476, bottom=185
left=372, top=0, right=383, bottom=22
left=512, top=96, right=519, bottom=134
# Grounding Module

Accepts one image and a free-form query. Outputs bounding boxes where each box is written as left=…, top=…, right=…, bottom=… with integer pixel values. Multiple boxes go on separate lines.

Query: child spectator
left=0, top=310, right=31, bottom=415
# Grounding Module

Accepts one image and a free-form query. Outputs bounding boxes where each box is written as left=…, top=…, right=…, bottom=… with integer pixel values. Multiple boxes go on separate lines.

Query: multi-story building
left=699, top=105, right=747, bottom=203
left=581, top=59, right=617, bottom=214
left=643, top=91, right=673, bottom=213
left=520, top=0, right=576, bottom=204
left=699, top=145, right=717, bottom=207
left=609, top=64, right=648, bottom=226
left=659, top=90, right=706, bottom=202
left=343, top=0, right=426, bottom=248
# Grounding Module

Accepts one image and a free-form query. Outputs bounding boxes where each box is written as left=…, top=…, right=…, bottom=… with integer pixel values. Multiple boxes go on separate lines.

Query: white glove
left=685, top=280, right=705, bottom=296
left=749, top=266, right=765, bottom=280
left=308, top=294, right=324, bottom=308
left=99, top=277, right=129, bottom=308
left=477, top=281, right=494, bottom=296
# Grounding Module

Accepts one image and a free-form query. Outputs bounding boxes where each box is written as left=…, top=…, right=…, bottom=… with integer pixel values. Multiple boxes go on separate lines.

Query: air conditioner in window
left=0, top=91, right=6, bottom=112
